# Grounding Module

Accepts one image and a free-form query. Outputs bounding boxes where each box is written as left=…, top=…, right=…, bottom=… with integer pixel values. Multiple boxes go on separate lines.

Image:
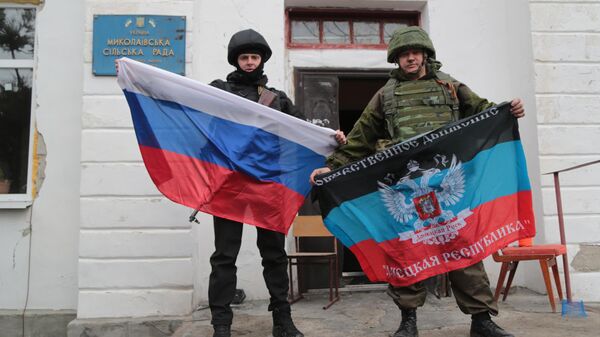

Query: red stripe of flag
left=350, top=191, right=535, bottom=286
left=140, top=146, right=305, bottom=233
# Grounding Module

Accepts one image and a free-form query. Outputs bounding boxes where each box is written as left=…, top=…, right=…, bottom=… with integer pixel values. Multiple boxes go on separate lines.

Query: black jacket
left=210, top=71, right=304, bottom=120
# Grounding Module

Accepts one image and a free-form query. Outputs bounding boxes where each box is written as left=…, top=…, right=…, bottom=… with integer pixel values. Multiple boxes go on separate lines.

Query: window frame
left=286, top=8, right=420, bottom=49
left=0, top=3, right=37, bottom=208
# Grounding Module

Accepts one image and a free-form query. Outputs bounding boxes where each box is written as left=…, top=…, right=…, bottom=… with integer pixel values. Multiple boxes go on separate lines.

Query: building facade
left=0, top=0, right=598, bottom=326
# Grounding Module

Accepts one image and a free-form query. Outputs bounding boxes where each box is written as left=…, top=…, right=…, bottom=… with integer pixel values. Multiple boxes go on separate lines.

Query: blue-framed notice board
left=92, top=15, right=186, bottom=76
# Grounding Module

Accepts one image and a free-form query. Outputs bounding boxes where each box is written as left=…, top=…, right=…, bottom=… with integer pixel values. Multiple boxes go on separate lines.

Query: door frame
left=293, top=68, right=390, bottom=283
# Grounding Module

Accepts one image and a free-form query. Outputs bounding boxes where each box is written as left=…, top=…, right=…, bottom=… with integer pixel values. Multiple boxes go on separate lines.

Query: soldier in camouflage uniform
left=310, top=27, right=524, bottom=337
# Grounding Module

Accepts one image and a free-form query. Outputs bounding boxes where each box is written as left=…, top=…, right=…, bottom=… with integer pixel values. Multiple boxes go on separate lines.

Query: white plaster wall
left=0, top=0, right=83, bottom=310
left=0, top=211, right=35, bottom=308
left=79, top=0, right=195, bottom=318
left=530, top=0, right=600, bottom=301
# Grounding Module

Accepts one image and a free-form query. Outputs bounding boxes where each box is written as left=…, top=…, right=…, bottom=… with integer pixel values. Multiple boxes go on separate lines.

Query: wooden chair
left=493, top=159, right=600, bottom=312
left=493, top=244, right=566, bottom=312
left=287, top=215, right=340, bottom=309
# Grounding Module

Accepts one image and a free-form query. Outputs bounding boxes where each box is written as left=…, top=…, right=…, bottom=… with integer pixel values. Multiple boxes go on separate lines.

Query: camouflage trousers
left=387, top=261, right=499, bottom=315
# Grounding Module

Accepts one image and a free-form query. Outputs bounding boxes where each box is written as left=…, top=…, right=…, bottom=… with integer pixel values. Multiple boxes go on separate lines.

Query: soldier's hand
left=334, top=130, right=347, bottom=145
left=510, top=98, right=525, bottom=118
left=310, top=167, right=331, bottom=185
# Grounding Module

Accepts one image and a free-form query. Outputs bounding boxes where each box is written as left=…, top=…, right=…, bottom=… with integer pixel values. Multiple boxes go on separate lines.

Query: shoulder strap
left=257, top=86, right=277, bottom=107
left=382, top=78, right=398, bottom=115
left=434, top=71, right=457, bottom=83
left=381, top=78, right=398, bottom=139
left=435, top=71, right=460, bottom=98
left=434, top=71, right=460, bottom=115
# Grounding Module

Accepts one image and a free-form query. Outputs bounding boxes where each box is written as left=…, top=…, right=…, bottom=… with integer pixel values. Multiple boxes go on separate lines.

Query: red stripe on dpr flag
left=350, top=191, right=535, bottom=286
left=139, top=146, right=305, bottom=233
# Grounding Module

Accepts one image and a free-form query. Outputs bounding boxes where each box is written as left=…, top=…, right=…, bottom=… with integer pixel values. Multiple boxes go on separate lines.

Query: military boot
left=391, top=308, right=418, bottom=337
left=470, top=312, right=514, bottom=337
left=212, top=325, right=231, bottom=337
left=272, top=308, right=304, bottom=337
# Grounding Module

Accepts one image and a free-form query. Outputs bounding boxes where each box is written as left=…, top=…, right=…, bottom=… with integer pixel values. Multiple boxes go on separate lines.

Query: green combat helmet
left=387, top=26, right=436, bottom=63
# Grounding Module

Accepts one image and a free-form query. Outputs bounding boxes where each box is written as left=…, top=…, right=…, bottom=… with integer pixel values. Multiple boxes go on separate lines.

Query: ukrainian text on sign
left=92, top=15, right=186, bottom=75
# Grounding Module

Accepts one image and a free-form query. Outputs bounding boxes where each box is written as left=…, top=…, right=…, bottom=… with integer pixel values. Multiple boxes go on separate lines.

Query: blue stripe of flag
left=124, top=90, right=326, bottom=196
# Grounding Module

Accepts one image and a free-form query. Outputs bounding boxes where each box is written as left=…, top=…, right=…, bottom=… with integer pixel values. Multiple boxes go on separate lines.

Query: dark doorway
left=295, top=68, right=389, bottom=287
left=338, top=75, right=388, bottom=281
left=338, top=76, right=388, bottom=135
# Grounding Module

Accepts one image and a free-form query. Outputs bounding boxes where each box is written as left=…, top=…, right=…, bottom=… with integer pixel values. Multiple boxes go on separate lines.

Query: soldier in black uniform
left=209, top=29, right=345, bottom=337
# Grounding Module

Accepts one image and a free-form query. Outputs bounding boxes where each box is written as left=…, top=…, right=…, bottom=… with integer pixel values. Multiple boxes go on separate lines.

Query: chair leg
left=334, top=257, right=340, bottom=299
left=539, top=259, right=556, bottom=313
left=328, top=258, right=333, bottom=302
left=288, top=260, right=304, bottom=304
left=323, top=258, right=333, bottom=310
left=550, top=257, right=564, bottom=301
left=502, top=261, right=519, bottom=301
left=323, top=257, right=340, bottom=310
left=288, top=258, right=294, bottom=301
left=494, top=262, right=510, bottom=301
left=297, top=261, right=304, bottom=297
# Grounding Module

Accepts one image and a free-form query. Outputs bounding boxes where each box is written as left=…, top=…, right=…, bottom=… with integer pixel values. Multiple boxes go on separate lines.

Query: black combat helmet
left=387, top=26, right=436, bottom=63
left=227, top=29, right=272, bottom=66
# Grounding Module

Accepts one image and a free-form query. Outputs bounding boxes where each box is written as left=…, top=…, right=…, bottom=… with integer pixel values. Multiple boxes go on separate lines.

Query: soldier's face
left=397, top=49, right=426, bottom=79
left=237, top=53, right=262, bottom=72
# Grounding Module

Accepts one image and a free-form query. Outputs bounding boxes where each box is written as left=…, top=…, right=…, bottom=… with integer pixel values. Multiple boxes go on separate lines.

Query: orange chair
left=493, top=159, right=600, bottom=312
left=287, top=215, right=340, bottom=309
left=493, top=244, right=566, bottom=312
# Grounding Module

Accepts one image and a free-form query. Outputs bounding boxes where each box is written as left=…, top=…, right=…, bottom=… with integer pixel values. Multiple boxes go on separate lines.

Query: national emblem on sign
left=378, top=154, right=473, bottom=245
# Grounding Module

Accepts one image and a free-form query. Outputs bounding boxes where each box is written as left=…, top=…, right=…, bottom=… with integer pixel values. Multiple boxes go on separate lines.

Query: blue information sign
left=92, top=15, right=186, bottom=76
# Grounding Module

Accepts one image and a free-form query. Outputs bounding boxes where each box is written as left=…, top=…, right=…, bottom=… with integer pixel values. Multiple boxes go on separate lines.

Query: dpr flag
left=117, top=58, right=339, bottom=233
left=314, top=103, right=535, bottom=287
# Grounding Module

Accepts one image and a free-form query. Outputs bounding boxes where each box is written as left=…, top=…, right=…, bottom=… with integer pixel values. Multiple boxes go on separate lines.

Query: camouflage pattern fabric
left=326, top=61, right=495, bottom=169
left=387, top=26, right=436, bottom=63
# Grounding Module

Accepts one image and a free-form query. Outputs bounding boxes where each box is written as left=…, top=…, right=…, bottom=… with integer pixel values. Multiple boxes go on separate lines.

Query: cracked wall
left=572, top=245, right=600, bottom=272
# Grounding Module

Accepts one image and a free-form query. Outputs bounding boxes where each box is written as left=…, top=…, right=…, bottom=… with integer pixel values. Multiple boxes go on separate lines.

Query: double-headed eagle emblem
left=378, top=154, right=471, bottom=245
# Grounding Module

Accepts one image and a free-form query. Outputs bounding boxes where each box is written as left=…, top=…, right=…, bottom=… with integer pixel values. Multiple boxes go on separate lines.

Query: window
left=287, top=8, right=419, bottom=49
left=0, top=4, right=36, bottom=205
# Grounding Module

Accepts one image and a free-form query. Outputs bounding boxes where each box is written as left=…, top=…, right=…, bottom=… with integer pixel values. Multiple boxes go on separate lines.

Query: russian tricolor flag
left=315, top=103, right=536, bottom=287
left=117, top=58, right=339, bottom=233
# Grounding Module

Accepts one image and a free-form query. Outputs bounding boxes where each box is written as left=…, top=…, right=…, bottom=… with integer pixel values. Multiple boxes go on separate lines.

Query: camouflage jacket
left=326, top=62, right=495, bottom=169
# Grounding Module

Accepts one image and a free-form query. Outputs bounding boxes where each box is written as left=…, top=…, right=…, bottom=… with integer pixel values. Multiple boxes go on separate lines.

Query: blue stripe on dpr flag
left=124, top=90, right=326, bottom=196
left=324, top=140, right=530, bottom=244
